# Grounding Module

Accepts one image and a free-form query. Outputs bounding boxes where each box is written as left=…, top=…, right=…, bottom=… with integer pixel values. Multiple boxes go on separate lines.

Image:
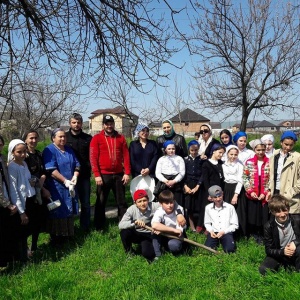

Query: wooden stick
left=144, top=225, right=219, bottom=254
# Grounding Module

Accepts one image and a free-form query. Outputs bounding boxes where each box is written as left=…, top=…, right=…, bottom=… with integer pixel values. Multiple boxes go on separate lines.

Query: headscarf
left=8, top=139, right=26, bottom=163
left=249, top=139, right=264, bottom=150
left=51, top=128, right=63, bottom=141
left=188, top=140, right=199, bottom=149
left=226, top=145, right=240, bottom=155
left=163, top=140, right=175, bottom=149
left=233, top=131, right=247, bottom=144
left=220, top=129, right=233, bottom=147
left=209, top=143, right=225, bottom=158
left=200, top=123, right=212, bottom=131
left=281, top=131, right=298, bottom=142
left=261, top=134, right=274, bottom=144
left=198, top=124, right=213, bottom=155
left=134, top=123, right=149, bottom=139
left=162, top=119, right=175, bottom=138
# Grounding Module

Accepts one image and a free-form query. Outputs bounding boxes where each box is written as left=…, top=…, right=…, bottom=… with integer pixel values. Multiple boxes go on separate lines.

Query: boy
left=151, top=190, right=186, bottom=257
left=204, top=185, right=238, bottom=253
left=119, top=189, right=185, bottom=261
left=259, top=195, right=300, bottom=275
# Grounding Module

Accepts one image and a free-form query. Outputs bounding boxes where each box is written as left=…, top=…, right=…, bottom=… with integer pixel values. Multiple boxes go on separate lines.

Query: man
left=90, top=115, right=130, bottom=230
left=267, top=131, right=300, bottom=216
left=65, top=113, right=92, bottom=231
left=259, top=195, right=300, bottom=275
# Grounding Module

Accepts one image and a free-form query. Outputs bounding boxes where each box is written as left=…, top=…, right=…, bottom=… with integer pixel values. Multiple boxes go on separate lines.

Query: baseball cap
left=103, top=115, right=114, bottom=123
left=133, top=189, right=149, bottom=202
left=208, top=185, right=223, bottom=198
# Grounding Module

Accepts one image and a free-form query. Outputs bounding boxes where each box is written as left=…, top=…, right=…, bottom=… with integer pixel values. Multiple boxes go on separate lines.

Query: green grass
left=1, top=215, right=300, bottom=299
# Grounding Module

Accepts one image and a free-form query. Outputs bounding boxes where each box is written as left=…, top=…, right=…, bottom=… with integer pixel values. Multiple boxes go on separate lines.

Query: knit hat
left=133, top=189, right=148, bottom=202
left=233, top=131, right=247, bottom=143
left=280, top=131, right=298, bottom=142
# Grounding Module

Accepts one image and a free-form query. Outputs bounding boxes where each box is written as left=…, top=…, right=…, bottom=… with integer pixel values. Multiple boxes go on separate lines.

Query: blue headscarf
left=162, top=119, right=175, bottom=138
left=133, top=123, right=149, bottom=139
left=233, top=131, right=247, bottom=144
left=188, top=140, right=199, bottom=149
left=281, top=130, right=298, bottom=142
left=163, top=140, right=175, bottom=149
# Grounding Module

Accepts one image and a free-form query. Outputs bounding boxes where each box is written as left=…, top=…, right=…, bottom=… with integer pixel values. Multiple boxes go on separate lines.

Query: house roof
left=246, top=120, right=277, bottom=128
left=210, top=122, right=222, bottom=129
left=89, top=106, right=138, bottom=119
left=278, top=120, right=300, bottom=127
left=169, top=108, right=210, bottom=123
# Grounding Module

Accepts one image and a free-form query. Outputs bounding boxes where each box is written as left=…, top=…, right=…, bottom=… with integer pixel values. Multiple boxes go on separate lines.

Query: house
left=277, top=120, right=300, bottom=131
left=232, top=120, right=278, bottom=133
left=169, top=108, right=210, bottom=137
left=88, top=106, right=138, bottom=137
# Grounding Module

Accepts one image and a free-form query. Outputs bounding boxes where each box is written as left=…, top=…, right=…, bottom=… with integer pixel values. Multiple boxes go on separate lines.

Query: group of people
left=1, top=114, right=300, bottom=275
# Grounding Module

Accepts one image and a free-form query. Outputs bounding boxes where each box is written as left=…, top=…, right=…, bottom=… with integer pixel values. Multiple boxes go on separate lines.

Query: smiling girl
left=233, top=131, right=254, bottom=164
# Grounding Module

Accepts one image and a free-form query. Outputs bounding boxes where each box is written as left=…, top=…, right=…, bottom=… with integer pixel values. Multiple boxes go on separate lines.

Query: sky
left=80, top=0, right=300, bottom=126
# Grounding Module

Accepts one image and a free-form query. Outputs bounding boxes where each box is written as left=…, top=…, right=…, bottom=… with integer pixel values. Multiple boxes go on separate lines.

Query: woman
left=155, top=140, right=185, bottom=206
left=243, top=139, right=270, bottom=243
left=24, top=129, right=51, bottom=253
left=129, top=123, right=159, bottom=178
left=233, top=131, right=254, bottom=164
left=8, top=139, right=36, bottom=262
left=261, top=134, right=275, bottom=158
left=198, top=124, right=219, bottom=160
left=0, top=136, right=18, bottom=267
left=42, top=128, right=80, bottom=245
left=156, top=119, right=188, bottom=158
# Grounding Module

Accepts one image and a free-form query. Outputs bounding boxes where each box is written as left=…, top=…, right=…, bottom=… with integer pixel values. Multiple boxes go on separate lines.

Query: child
left=183, top=140, right=202, bottom=232
left=119, top=189, right=186, bottom=262
left=155, top=140, right=185, bottom=206
left=8, top=139, right=37, bottom=262
left=259, top=195, right=300, bottom=275
left=204, top=185, right=238, bottom=253
left=220, top=129, right=233, bottom=148
left=261, top=134, right=275, bottom=158
left=233, top=131, right=254, bottom=164
left=222, top=145, right=247, bottom=236
left=151, top=190, right=186, bottom=257
left=243, top=139, right=270, bottom=243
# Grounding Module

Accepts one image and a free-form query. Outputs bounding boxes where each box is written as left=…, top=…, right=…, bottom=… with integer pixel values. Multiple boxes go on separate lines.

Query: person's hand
left=122, top=174, right=130, bottom=185
left=266, top=191, right=272, bottom=202
left=210, top=231, right=217, bottom=238
left=71, top=175, right=78, bottom=185
left=284, top=242, right=296, bottom=257
left=141, top=168, right=150, bottom=176
left=134, top=219, right=145, bottom=228
left=191, top=185, right=199, bottom=194
left=167, top=179, right=176, bottom=188
left=8, top=204, right=17, bottom=215
left=184, top=185, right=191, bottom=194
left=41, top=187, right=51, bottom=199
left=231, top=194, right=238, bottom=205
left=216, top=231, right=225, bottom=238
left=174, top=228, right=183, bottom=237
left=258, top=194, right=265, bottom=201
left=176, top=214, right=186, bottom=227
left=64, top=179, right=74, bottom=188
left=95, top=176, right=103, bottom=186
left=250, top=192, right=258, bottom=199
left=20, top=213, right=29, bottom=225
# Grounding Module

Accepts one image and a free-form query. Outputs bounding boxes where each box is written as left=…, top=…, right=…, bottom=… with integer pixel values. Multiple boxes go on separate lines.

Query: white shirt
left=204, top=201, right=239, bottom=234
left=155, top=155, right=185, bottom=183
left=222, top=160, right=244, bottom=194
left=238, top=148, right=255, bottom=164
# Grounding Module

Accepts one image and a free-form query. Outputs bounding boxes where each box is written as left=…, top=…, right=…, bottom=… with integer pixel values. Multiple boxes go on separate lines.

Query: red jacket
left=90, top=130, right=130, bottom=176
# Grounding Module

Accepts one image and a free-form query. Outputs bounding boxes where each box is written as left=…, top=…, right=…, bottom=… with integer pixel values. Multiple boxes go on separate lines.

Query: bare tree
left=190, top=0, right=300, bottom=131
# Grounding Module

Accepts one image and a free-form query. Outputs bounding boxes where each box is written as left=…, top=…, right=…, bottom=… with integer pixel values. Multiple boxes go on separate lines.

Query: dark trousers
left=120, top=228, right=155, bottom=260
left=94, top=173, right=128, bottom=230
left=259, top=246, right=300, bottom=275
left=77, top=176, right=91, bottom=230
left=205, top=232, right=236, bottom=253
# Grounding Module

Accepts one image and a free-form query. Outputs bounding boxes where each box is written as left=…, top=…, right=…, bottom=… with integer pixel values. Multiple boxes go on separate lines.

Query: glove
left=64, top=179, right=73, bottom=188
left=69, top=184, right=75, bottom=198
left=71, top=175, right=78, bottom=185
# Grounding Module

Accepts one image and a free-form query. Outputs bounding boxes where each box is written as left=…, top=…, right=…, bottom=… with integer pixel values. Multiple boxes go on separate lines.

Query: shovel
left=47, top=197, right=61, bottom=211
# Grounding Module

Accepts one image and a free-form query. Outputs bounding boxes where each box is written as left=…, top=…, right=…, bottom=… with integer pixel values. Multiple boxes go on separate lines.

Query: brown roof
left=170, top=108, right=210, bottom=123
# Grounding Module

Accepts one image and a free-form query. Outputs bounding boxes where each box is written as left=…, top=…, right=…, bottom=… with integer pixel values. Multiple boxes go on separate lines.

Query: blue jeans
left=77, top=177, right=91, bottom=230
left=205, top=232, right=236, bottom=253
left=152, top=235, right=183, bottom=257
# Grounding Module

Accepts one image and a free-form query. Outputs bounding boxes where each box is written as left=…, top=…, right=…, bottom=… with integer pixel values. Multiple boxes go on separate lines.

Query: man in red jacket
left=90, top=115, right=131, bottom=230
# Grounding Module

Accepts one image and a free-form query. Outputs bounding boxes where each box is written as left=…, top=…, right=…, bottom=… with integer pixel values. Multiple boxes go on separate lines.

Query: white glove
left=64, top=179, right=73, bottom=188
left=69, top=184, right=75, bottom=198
left=71, top=175, right=78, bottom=185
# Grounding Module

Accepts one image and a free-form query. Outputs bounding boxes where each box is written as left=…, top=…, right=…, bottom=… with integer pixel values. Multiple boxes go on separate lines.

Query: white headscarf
left=249, top=139, right=263, bottom=150
left=8, top=139, right=26, bottom=163
left=261, top=134, right=274, bottom=143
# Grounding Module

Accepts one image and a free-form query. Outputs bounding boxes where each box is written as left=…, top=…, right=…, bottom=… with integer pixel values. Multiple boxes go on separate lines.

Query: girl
left=233, top=131, right=254, bottom=164
left=196, top=143, right=226, bottom=233
left=220, top=129, right=233, bottom=148
left=243, top=139, right=270, bottom=243
left=8, top=139, right=36, bottom=262
left=155, top=140, right=185, bottom=206
left=183, top=140, right=202, bottom=232
left=261, top=134, right=275, bottom=158
left=222, top=145, right=247, bottom=236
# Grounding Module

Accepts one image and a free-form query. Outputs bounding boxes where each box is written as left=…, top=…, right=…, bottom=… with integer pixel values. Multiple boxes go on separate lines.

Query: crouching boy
left=151, top=190, right=186, bottom=258
left=259, top=195, right=300, bottom=275
left=204, top=185, right=238, bottom=253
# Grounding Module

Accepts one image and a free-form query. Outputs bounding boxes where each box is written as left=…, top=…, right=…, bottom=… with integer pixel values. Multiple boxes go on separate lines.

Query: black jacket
left=65, top=129, right=92, bottom=178
left=156, top=133, right=188, bottom=158
left=263, top=215, right=300, bottom=258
